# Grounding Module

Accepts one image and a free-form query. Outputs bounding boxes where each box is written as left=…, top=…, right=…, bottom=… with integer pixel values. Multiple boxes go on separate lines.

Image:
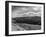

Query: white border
left=9, top=2, right=44, bottom=35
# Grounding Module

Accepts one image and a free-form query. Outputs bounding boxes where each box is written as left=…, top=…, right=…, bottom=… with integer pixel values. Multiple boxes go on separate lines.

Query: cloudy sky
left=12, top=6, right=41, bottom=18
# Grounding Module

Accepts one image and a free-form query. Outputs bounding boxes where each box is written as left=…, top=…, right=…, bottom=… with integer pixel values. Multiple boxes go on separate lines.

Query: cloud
left=12, top=6, right=41, bottom=18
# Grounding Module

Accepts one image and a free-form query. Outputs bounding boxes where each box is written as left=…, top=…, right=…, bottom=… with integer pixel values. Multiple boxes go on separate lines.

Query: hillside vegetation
left=12, top=16, right=41, bottom=25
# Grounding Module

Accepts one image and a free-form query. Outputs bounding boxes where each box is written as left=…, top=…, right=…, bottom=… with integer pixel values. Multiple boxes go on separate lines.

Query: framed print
left=5, top=1, right=45, bottom=36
